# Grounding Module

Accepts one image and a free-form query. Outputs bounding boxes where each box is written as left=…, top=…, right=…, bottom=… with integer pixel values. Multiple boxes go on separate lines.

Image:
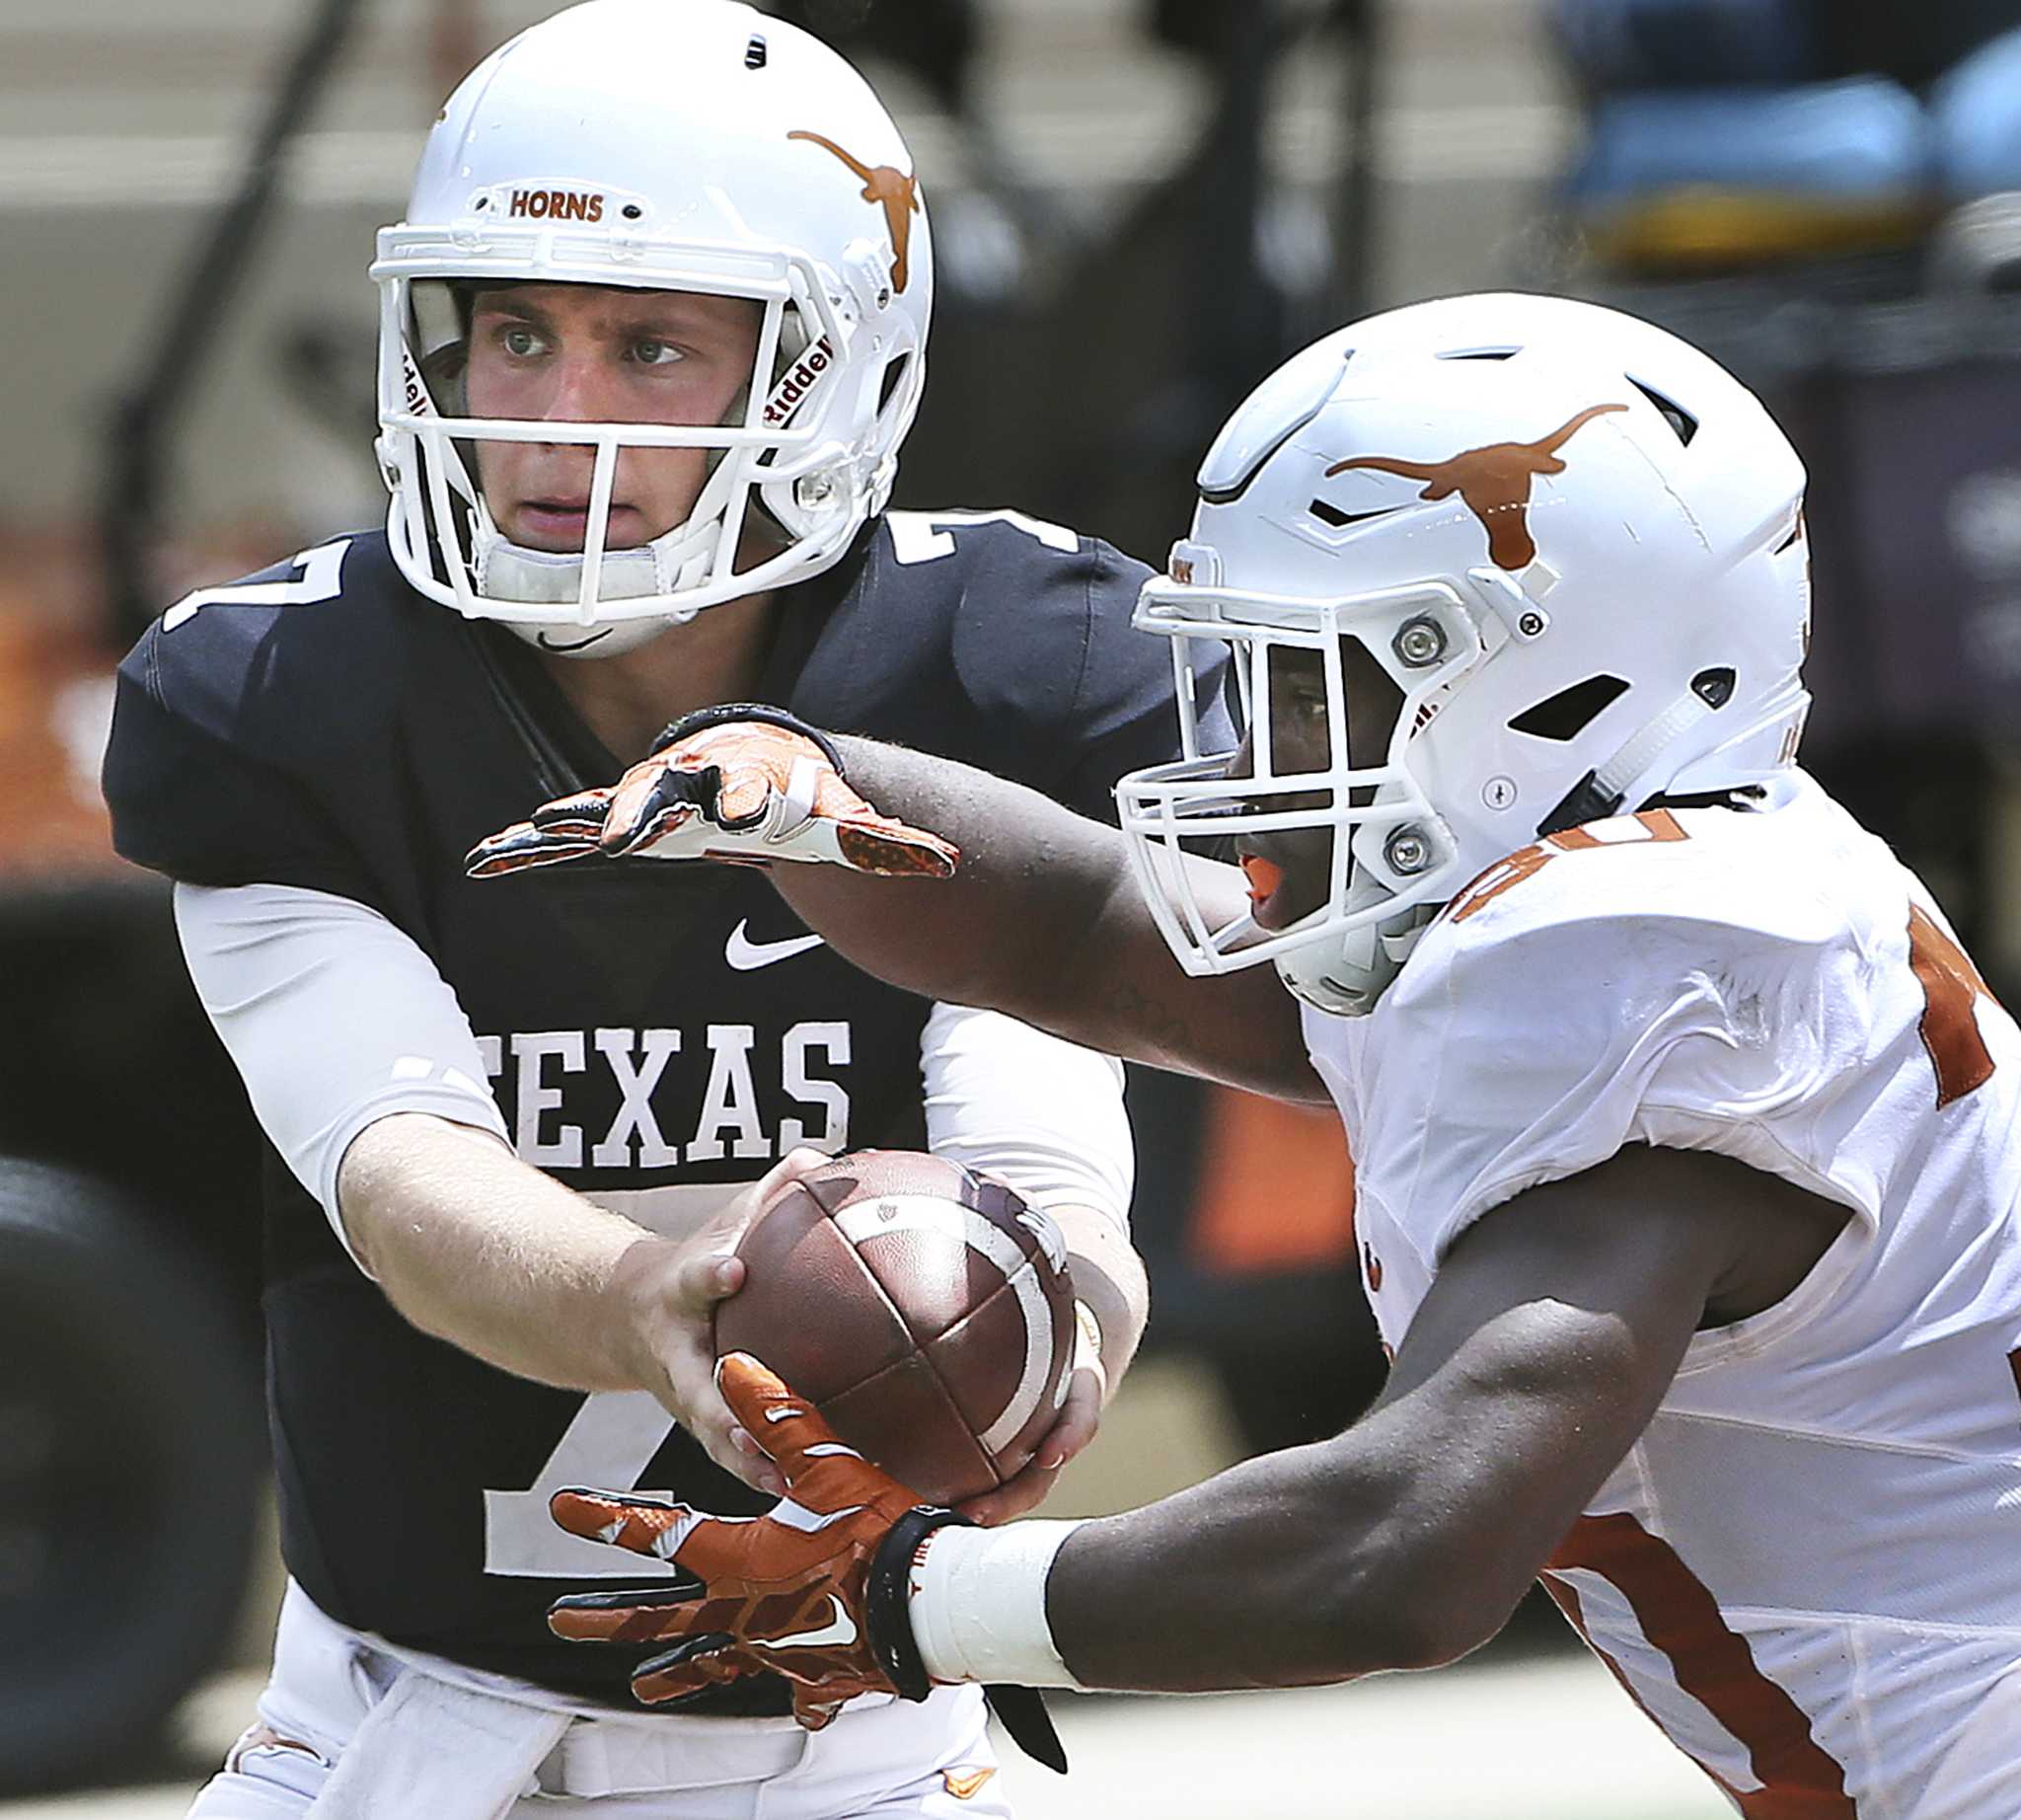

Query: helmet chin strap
left=469, top=457, right=747, bottom=657
left=1535, top=683, right=1719, bottom=838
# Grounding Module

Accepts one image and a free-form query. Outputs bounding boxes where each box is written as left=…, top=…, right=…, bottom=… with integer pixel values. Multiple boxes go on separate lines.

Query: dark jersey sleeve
left=943, top=521, right=1227, bottom=824
left=103, top=540, right=404, bottom=913
left=106, top=626, right=375, bottom=904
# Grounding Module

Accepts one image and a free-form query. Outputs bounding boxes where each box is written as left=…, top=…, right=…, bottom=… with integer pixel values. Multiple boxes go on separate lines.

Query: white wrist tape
left=1072, top=1299, right=1107, bottom=1402
left=909, top=1519, right=1089, bottom=1690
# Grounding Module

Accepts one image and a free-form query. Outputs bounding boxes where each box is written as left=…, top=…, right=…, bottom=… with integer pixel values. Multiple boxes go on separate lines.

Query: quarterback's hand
left=465, top=707, right=957, bottom=879
left=547, top=1352, right=949, bottom=1729
left=956, top=1361, right=1103, bottom=1527
left=626, top=1150, right=832, bottom=1498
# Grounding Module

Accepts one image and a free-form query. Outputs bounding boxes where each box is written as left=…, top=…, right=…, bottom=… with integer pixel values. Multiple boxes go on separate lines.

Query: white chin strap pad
left=457, top=440, right=753, bottom=653
left=476, top=540, right=673, bottom=605
left=498, top=613, right=684, bottom=659
left=471, top=511, right=718, bottom=658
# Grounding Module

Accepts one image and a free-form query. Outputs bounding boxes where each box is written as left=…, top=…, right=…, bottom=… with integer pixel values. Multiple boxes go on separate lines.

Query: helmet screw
left=1392, top=616, right=1447, bottom=667
left=1385, top=826, right=1433, bottom=875
left=1518, top=610, right=1546, bottom=639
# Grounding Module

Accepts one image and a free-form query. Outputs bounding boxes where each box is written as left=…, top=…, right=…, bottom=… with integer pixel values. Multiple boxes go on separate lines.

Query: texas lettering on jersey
left=105, top=512, right=1217, bottom=1706
left=477, top=1021, right=853, bottom=1168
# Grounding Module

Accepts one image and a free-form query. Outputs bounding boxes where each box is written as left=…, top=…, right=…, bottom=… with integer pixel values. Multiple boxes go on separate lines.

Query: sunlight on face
left=463, top=284, right=763, bottom=552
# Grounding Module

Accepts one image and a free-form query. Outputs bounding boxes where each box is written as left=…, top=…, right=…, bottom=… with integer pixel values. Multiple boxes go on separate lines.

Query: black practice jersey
left=105, top=511, right=1206, bottom=1707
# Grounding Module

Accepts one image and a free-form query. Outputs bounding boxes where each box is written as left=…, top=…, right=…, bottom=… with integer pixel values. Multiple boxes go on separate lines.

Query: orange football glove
left=464, top=706, right=957, bottom=879
left=545, top=1352, right=956, bottom=1730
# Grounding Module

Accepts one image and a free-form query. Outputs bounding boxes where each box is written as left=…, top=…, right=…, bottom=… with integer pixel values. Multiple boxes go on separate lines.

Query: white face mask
left=473, top=494, right=715, bottom=659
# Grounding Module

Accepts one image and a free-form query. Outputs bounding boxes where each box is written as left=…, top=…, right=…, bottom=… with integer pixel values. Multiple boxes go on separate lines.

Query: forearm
left=337, top=1112, right=670, bottom=1395
left=914, top=1407, right=1485, bottom=1696
left=783, top=737, right=1320, bottom=1100
left=916, top=1157, right=1739, bottom=1695
left=1045, top=1407, right=1515, bottom=1690
left=786, top=736, right=1133, bottom=1018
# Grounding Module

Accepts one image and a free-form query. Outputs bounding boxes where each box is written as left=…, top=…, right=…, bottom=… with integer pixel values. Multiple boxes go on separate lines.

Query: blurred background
left=5, top=0, right=2021, bottom=1813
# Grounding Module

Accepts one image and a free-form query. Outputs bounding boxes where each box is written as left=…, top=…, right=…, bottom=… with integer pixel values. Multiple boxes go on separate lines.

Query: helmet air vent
left=745, top=34, right=769, bottom=69
left=1508, top=674, right=1629, bottom=741
left=1309, top=496, right=1400, bottom=529
left=1628, top=379, right=1698, bottom=445
left=1690, top=667, right=1735, bottom=708
left=1196, top=335, right=1356, bottom=505
left=1436, top=347, right=1518, bottom=360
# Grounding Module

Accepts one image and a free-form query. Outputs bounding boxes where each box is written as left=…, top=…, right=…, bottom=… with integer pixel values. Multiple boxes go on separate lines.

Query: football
left=713, top=1149, right=1077, bottom=1504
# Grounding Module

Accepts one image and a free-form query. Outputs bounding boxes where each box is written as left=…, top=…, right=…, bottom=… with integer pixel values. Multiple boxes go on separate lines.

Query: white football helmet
left=1115, top=293, right=1812, bottom=1016
left=371, top=0, right=932, bottom=654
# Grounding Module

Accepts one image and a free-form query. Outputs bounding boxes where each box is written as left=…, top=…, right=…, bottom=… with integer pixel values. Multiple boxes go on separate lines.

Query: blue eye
left=633, top=339, right=685, bottom=366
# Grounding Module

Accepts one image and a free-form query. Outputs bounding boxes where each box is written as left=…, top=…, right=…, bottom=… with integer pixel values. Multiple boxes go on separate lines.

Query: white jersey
left=1304, top=771, right=2021, bottom=1818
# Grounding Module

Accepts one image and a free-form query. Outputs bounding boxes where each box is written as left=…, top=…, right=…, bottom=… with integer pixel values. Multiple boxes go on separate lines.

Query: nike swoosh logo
left=772, top=1593, right=858, bottom=1650
left=535, top=628, right=614, bottom=653
left=725, top=919, right=826, bottom=970
left=1311, top=500, right=1407, bottom=529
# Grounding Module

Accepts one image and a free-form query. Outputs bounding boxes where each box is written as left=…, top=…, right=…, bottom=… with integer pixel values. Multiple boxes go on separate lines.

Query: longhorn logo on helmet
left=1324, top=403, right=1628, bottom=570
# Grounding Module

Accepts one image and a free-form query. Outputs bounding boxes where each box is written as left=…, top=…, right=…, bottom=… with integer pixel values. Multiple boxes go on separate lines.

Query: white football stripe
left=833, top=1196, right=1055, bottom=1457
left=978, top=1261, right=1053, bottom=1454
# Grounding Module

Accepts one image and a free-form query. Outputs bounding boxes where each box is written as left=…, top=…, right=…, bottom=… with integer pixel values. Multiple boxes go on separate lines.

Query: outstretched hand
left=546, top=1353, right=949, bottom=1729
left=464, top=711, right=957, bottom=880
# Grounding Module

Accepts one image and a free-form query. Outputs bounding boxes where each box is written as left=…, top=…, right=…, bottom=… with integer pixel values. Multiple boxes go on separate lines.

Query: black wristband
left=865, top=1505, right=969, bottom=1703
left=867, top=1507, right=1073, bottom=1774
left=650, top=703, right=846, bottom=776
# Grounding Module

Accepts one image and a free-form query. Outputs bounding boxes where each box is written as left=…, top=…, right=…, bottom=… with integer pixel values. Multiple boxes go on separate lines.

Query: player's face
left=1232, top=641, right=1394, bottom=932
left=463, top=284, right=763, bottom=553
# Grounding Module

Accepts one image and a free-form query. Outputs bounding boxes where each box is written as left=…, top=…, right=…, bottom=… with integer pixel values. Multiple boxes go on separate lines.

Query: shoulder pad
left=137, top=531, right=418, bottom=762
left=1363, top=802, right=1864, bottom=1263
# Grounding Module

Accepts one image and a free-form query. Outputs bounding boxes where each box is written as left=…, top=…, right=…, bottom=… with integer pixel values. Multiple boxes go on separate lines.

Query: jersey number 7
left=162, top=540, right=352, bottom=632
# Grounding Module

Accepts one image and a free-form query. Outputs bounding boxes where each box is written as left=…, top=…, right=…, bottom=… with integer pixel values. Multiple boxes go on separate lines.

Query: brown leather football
left=713, top=1150, right=1076, bottom=1504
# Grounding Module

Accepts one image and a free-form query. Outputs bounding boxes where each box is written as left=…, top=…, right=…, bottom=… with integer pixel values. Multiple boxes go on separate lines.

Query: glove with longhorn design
left=547, top=1354, right=1067, bottom=1769
left=464, top=705, right=957, bottom=879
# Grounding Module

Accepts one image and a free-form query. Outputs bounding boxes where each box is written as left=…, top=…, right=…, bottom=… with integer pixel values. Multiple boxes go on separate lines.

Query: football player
left=102, top=3, right=1187, bottom=1814
left=480, top=294, right=2021, bottom=1814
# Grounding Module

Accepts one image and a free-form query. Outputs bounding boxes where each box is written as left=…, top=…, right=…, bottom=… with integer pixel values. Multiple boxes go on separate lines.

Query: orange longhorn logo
left=787, top=130, right=922, bottom=293
left=1324, top=403, right=1627, bottom=570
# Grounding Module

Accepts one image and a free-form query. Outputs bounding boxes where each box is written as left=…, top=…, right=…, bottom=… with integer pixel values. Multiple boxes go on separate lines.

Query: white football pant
left=187, top=1582, right=1012, bottom=1820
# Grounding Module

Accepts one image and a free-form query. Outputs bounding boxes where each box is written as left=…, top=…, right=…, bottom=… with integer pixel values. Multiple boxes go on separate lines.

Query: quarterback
left=479, top=295, right=2021, bottom=1815
left=102, top=3, right=1194, bottom=1815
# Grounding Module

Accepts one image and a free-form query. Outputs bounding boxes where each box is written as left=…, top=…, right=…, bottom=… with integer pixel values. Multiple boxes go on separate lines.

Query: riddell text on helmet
left=763, top=335, right=836, bottom=428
